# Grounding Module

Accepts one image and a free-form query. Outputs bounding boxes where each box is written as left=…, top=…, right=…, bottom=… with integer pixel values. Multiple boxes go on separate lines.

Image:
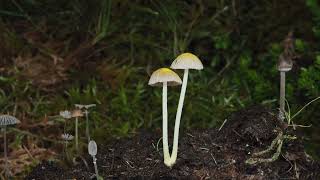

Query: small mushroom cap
left=0, top=115, right=20, bottom=126
left=148, top=68, right=182, bottom=87
left=61, top=133, right=74, bottom=141
left=88, top=140, right=97, bottom=156
left=72, top=109, right=84, bottom=117
left=60, top=110, right=72, bottom=119
left=171, top=53, right=203, bottom=70
left=278, top=54, right=293, bottom=72
left=75, top=104, right=96, bottom=109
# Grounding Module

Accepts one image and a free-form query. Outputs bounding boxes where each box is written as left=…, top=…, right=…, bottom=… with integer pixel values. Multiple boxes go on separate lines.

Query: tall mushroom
left=170, top=53, right=203, bottom=166
left=0, top=115, right=20, bottom=179
left=72, top=109, right=84, bottom=153
left=278, top=53, right=293, bottom=118
left=75, top=104, right=96, bottom=143
left=278, top=32, right=295, bottom=120
left=148, top=68, right=182, bottom=167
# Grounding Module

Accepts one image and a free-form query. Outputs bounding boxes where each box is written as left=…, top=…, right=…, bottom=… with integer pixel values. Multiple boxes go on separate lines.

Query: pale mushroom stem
left=3, top=127, right=9, bottom=179
left=75, top=117, right=79, bottom=153
left=93, top=156, right=99, bottom=177
left=162, top=82, right=171, bottom=166
left=85, top=111, right=90, bottom=143
left=280, top=71, right=286, bottom=117
left=170, top=69, right=189, bottom=165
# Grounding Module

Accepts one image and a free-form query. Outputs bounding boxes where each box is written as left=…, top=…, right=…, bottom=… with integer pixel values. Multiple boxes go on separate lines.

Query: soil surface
left=26, top=106, right=320, bottom=179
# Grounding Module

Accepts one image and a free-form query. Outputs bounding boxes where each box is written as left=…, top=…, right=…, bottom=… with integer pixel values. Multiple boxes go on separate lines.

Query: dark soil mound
left=220, top=105, right=280, bottom=143
left=25, top=106, right=320, bottom=179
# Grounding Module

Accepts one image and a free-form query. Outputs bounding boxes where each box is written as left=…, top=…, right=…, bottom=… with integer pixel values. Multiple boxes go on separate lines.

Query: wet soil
left=26, top=106, right=320, bottom=179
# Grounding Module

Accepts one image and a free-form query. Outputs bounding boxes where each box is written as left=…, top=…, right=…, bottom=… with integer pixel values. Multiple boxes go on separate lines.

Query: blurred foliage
left=0, top=2, right=320, bottom=175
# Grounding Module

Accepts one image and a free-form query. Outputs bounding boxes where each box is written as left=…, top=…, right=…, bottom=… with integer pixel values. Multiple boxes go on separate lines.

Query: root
left=252, top=131, right=283, bottom=157
left=245, top=129, right=297, bottom=165
left=246, top=138, right=283, bottom=165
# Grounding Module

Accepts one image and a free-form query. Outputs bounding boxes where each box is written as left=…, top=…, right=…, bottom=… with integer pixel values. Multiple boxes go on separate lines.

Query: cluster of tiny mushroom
left=59, top=104, right=99, bottom=178
left=148, top=52, right=203, bottom=167
left=59, top=104, right=96, bottom=152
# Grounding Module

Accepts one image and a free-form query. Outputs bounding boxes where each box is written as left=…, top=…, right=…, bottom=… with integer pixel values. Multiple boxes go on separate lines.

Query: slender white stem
left=93, top=156, right=99, bottom=177
left=170, top=69, right=189, bottom=166
left=4, top=127, right=9, bottom=179
left=280, top=72, right=286, bottom=117
left=162, top=82, right=171, bottom=166
left=75, top=117, right=79, bottom=153
left=85, top=110, right=90, bottom=143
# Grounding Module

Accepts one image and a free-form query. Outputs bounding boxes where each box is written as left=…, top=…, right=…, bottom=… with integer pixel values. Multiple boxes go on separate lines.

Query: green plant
left=92, top=0, right=112, bottom=45
left=306, top=0, right=320, bottom=38
left=285, top=97, right=320, bottom=127
left=298, top=56, right=320, bottom=97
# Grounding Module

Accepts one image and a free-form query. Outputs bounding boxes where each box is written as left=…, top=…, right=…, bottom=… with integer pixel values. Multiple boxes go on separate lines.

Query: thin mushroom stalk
left=277, top=53, right=293, bottom=121
left=85, top=110, right=90, bottom=143
left=92, top=156, right=99, bottom=178
left=162, top=82, right=171, bottom=166
left=169, top=52, right=203, bottom=167
left=71, top=110, right=83, bottom=153
left=75, top=117, right=79, bottom=152
left=170, top=69, right=189, bottom=165
left=280, top=71, right=286, bottom=115
left=3, top=127, right=9, bottom=179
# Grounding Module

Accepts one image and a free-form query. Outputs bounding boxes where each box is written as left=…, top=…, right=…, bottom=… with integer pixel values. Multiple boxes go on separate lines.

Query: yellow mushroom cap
left=171, top=53, right=203, bottom=70
left=148, top=68, right=182, bottom=87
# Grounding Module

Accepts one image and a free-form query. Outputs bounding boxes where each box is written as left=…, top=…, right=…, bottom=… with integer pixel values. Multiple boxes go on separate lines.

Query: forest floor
left=25, top=106, right=320, bottom=179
